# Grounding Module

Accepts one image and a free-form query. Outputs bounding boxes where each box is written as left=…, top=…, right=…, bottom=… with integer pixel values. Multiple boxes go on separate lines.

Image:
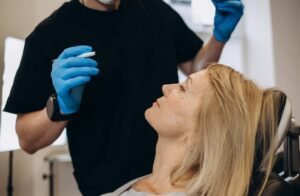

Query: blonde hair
left=171, top=64, right=279, bottom=196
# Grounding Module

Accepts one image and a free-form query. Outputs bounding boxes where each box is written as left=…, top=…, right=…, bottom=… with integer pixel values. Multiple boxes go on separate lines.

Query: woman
left=103, top=64, right=283, bottom=196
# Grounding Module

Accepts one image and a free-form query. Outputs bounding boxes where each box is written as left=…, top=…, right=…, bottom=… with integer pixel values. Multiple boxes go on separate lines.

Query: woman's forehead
left=189, top=70, right=210, bottom=92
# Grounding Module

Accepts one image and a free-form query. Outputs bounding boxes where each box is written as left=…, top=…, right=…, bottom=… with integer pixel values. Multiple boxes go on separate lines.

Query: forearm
left=192, top=36, right=225, bottom=72
left=184, top=0, right=243, bottom=73
left=16, top=108, right=67, bottom=154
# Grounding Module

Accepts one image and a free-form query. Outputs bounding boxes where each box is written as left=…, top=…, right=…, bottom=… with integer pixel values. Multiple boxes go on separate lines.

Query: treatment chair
left=257, top=90, right=299, bottom=196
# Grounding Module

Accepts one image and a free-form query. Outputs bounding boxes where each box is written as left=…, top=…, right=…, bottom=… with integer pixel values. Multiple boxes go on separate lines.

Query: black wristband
left=46, top=94, right=78, bottom=121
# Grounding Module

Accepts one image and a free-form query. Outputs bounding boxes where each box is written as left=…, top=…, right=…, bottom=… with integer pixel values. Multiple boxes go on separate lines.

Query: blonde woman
left=102, top=64, right=292, bottom=196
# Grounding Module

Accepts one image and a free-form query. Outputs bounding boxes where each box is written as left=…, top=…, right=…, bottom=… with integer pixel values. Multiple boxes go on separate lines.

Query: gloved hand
left=51, top=45, right=99, bottom=114
left=212, top=0, right=244, bottom=43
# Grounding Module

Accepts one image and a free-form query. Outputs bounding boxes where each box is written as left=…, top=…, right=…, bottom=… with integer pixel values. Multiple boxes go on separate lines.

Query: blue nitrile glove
left=51, top=45, right=99, bottom=114
left=212, top=0, right=244, bottom=43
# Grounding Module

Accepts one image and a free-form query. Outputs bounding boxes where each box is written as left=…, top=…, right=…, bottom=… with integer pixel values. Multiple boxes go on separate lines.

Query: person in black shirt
left=4, top=0, right=243, bottom=195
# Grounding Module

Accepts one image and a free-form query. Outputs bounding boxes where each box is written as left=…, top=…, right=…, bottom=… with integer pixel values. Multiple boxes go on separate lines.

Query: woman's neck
left=135, top=136, right=188, bottom=193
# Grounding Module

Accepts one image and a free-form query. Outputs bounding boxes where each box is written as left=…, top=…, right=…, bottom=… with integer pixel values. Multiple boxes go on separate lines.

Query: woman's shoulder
left=101, top=175, right=149, bottom=196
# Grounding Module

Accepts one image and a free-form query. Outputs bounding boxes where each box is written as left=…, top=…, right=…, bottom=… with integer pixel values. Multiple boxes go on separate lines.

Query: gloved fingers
left=62, top=57, right=98, bottom=68
left=212, top=0, right=242, bottom=5
left=215, top=1, right=244, bottom=14
left=55, top=76, right=91, bottom=96
left=53, top=57, right=98, bottom=70
left=58, top=45, right=93, bottom=59
left=216, top=7, right=243, bottom=16
left=64, top=76, right=91, bottom=91
left=62, top=67, right=99, bottom=80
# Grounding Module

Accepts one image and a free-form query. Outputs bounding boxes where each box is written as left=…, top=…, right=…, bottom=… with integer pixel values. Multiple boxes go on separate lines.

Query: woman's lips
left=152, top=100, right=160, bottom=107
left=155, top=99, right=160, bottom=107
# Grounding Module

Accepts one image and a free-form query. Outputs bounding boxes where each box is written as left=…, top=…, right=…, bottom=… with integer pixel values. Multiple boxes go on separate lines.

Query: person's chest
left=53, top=8, right=178, bottom=72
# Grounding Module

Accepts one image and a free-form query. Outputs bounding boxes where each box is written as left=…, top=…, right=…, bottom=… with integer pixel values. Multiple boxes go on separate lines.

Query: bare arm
left=179, top=0, right=244, bottom=75
left=16, top=108, right=68, bottom=154
left=179, top=36, right=225, bottom=75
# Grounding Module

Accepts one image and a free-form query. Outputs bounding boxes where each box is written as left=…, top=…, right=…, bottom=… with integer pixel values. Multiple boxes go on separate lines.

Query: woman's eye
left=179, top=85, right=185, bottom=92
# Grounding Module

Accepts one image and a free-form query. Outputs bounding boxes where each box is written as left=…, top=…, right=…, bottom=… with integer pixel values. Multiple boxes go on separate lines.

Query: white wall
left=0, top=1, right=80, bottom=196
left=243, top=0, right=276, bottom=88
left=243, top=0, right=300, bottom=122
left=0, top=1, right=38, bottom=195
left=271, top=0, right=300, bottom=123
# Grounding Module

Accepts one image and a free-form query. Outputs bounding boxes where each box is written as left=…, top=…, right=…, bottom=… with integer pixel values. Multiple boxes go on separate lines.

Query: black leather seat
left=273, top=152, right=300, bottom=195
left=249, top=172, right=295, bottom=196
left=262, top=173, right=295, bottom=196
left=251, top=90, right=299, bottom=195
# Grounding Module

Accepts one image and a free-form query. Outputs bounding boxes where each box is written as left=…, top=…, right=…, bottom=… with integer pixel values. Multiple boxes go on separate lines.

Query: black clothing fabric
left=249, top=172, right=295, bottom=196
left=4, top=0, right=203, bottom=195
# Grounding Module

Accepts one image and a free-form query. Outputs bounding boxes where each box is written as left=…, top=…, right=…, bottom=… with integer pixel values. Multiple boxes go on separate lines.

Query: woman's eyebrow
left=182, top=76, right=193, bottom=90
left=187, top=76, right=193, bottom=86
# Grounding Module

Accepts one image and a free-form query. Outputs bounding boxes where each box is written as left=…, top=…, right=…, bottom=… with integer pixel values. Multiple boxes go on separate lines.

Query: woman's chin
left=144, top=107, right=152, bottom=121
left=144, top=107, right=156, bottom=129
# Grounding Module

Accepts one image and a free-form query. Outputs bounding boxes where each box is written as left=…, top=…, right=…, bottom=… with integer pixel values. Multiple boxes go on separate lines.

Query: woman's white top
left=101, top=175, right=187, bottom=196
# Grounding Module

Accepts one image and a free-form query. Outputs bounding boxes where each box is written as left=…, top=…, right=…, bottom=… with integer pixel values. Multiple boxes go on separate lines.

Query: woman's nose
left=162, top=85, right=168, bottom=96
left=162, top=84, right=175, bottom=96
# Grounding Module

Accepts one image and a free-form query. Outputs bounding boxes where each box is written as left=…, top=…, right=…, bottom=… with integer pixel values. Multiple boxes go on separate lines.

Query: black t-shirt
left=4, top=0, right=203, bottom=195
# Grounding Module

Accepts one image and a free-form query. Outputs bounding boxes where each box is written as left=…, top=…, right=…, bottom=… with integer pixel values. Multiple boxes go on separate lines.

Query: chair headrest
left=275, top=91, right=292, bottom=151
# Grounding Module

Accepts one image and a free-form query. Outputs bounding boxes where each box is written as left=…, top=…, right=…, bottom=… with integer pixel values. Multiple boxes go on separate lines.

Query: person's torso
left=37, top=0, right=181, bottom=194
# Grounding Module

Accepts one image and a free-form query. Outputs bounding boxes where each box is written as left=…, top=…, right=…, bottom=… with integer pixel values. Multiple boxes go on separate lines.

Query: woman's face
left=145, top=70, right=210, bottom=139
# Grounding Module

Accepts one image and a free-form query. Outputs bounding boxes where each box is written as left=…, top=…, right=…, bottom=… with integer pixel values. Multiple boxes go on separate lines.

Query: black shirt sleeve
left=161, top=1, right=203, bottom=64
left=175, top=14, right=203, bottom=64
left=3, top=30, right=55, bottom=114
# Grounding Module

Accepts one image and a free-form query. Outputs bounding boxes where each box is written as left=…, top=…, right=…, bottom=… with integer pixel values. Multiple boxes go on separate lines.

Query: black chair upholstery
left=249, top=172, right=295, bottom=196
left=251, top=90, right=299, bottom=195
left=262, top=173, right=295, bottom=196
